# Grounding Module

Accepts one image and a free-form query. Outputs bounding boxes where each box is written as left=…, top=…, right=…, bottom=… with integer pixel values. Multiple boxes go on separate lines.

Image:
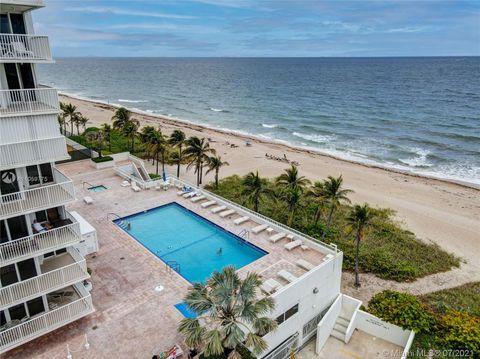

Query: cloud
left=68, top=6, right=195, bottom=19
left=109, top=23, right=219, bottom=34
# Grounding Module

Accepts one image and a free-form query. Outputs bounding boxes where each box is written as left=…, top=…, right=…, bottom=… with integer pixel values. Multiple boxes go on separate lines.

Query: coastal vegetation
left=178, top=266, right=277, bottom=358
left=205, top=173, right=459, bottom=282
left=368, top=284, right=480, bottom=358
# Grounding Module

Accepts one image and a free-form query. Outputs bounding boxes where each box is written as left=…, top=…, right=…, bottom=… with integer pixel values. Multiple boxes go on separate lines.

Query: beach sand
left=61, top=94, right=480, bottom=298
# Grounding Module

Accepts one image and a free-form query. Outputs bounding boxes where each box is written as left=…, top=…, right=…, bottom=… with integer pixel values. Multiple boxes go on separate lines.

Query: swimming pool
left=87, top=185, right=107, bottom=192
left=114, top=203, right=267, bottom=283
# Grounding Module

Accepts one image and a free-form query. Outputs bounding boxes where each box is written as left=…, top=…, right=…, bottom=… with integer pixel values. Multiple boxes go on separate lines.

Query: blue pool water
left=174, top=302, right=200, bottom=318
left=87, top=185, right=107, bottom=193
left=114, top=203, right=267, bottom=283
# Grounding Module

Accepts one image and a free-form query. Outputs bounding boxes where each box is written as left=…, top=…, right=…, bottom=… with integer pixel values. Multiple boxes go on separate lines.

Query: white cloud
left=68, top=6, right=195, bottom=20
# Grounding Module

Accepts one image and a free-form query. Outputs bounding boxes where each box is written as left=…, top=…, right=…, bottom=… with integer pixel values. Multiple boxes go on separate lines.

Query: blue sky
left=33, top=0, right=480, bottom=57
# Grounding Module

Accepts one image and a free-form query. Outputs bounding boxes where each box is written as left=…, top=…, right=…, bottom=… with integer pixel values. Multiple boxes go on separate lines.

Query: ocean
left=37, top=57, right=480, bottom=185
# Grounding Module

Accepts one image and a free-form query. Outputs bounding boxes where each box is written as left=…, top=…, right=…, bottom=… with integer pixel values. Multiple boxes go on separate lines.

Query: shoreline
left=60, top=92, right=479, bottom=190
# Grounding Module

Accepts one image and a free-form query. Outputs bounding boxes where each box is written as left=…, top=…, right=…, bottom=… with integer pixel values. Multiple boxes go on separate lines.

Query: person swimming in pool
left=217, top=247, right=222, bottom=255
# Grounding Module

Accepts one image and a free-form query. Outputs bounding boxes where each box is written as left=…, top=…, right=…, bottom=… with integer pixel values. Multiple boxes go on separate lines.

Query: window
left=0, top=220, right=8, bottom=244
left=35, top=210, right=47, bottom=223
left=8, top=303, right=27, bottom=321
left=17, top=258, right=37, bottom=281
left=0, top=311, right=6, bottom=327
left=27, top=297, right=45, bottom=317
left=26, top=163, right=54, bottom=186
left=39, top=163, right=54, bottom=183
left=276, top=304, right=299, bottom=325
left=26, top=165, right=41, bottom=186
left=1, top=264, right=18, bottom=286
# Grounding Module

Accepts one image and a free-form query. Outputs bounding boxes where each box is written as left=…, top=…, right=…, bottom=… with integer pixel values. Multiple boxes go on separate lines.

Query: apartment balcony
left=0, top=283, right=93, bottom=354
left=0, top=212, right=81, bottom=266
left=0, top=247, right=88, bottom=309
left=0, top=34, right=51, bottom=63
left=0, top=136, right=69, bottom=170
left=0, top=87, right=59, bottom=117
left=0, top=169, right=75, bottom=220
left=0, top=0, right=44, bottom=10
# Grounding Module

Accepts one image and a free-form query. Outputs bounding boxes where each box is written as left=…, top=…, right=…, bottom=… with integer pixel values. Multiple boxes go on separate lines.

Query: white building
left=0, top=0, right=95, bottom=353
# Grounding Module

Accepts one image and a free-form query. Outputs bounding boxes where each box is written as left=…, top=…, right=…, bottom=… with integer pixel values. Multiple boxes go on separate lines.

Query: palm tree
left=123, top=119, right=139, bottom=152
left=139, top=126, right=157, bottom=164
left=169, top=130, right=186, bottom=178
left=57, top=114, right=66, bottom=135
left=281, top=187, right=302, bottom=226
left=308, top=181, right=326, bottom=225
left=147, top=129, right=168, bottom=175
left=184, top=136, right=216, bottom=186
left=241, top=172, right=271, bottom=212
left=205, top=155, right=229, bottom=188
left=322, top=175, right=353, bottom=240
left=61, top=102, right=79, bottom=135
left=346, top=204, right=373, bottom=287
left=111, top=107, right=131, bottom=130
left=169, top=150, right=187, bottom=178
left=178, top=266, right=277, bottom=358
left=101, top=123, right=112, bottom=152
left=78, top=116, right=89, bottom=134
left=276, top=165, right=311, bottom=192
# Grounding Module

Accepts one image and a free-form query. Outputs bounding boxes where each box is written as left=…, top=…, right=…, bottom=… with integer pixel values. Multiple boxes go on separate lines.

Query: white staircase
left=331, top=315, right=350, bottom=341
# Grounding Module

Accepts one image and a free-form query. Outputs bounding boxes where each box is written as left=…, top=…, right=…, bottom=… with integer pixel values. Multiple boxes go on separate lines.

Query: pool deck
left=6, top=160, right=329, bottom=359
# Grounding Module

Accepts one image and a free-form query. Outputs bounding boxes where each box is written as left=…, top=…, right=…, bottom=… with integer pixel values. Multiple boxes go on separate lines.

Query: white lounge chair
left=191, top=195, right=206, bottom=203
left=183, top=191, right=197, bottom=198
left=12, top=41, right=34, bottom=58
left=121, top=180, right=130, bottom=187
left=260, top=278, right=282, bottom=294
left=83, top=196, right=94, bottom=205
left=252, top=224, right=268, bottom=234
left=131, top=182, right=141, bottom=192
left=278, top=269, right=297, bottom=283
left=211, top=205, right=227, bottom=214
left=286, top=234, right=295, bottom=240
left=285, top=239, right=303, bottom=251
left=234, top=216, right=250, bottom=225
left=269, top=232, right=286, bottom=243
left=201, top=200, right=216, bottom=208
left=219, top=209, right=235, bottom=218
left=296, top=259, right=315, bottom=271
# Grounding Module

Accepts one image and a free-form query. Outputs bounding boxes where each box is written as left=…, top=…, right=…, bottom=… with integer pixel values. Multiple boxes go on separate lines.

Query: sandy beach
left=60, top=94, right=480, bottom=296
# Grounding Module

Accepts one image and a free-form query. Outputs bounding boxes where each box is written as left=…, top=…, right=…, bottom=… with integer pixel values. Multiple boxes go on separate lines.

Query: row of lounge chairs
left=259, top=258, right=317, bottom=294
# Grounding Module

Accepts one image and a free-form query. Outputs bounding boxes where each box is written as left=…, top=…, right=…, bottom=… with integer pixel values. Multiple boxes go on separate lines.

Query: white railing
left=0, top=248, right=88, bottom=308
left=262, top=333, right=299, bottom=359
left=0, top=169, right=75, bottom=220
left=169, top=176, right=338, bottom=254
left=0, top=87, right=59, bottom=117
left=0, top=136, right=69, bottom=169
left=0, top=212, right=81, bottom=266
left=0, top=0, right=44, bottom=7
left=0, top=34, right=51, bottom=62
left=0, top=292, right=93, bottom=354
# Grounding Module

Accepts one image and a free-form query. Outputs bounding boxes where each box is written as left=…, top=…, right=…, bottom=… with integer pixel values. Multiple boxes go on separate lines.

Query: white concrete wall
left=354, top=310, right=413, bottom=347
left=343, top=295, right=362, bottom=342
left=262, top=252, right=343, bottom=354
left=315, top=294, right=342, bottom=354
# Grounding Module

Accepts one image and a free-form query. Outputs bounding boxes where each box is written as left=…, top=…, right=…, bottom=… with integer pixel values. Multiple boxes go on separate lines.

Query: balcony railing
left=0, top=212, right=81, bottom=266
left=0, top=287, right=93, bottom=354
left=0, top=169, right=75, bottom=220
left=0, top=248, right=88, bottom=309
left=0, top=34, right=51, bottom=62
left=0, top=87, right=59, bottom=117
left=0, top=136, right=69, bottom=170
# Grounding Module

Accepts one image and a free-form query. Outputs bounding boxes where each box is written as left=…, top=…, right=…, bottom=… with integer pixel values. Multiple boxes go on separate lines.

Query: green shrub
left=199, top=345, right=255, bottom=359
left=149, top=173, right=161, bottom=179
left=91, top=156, right=114, bottom=163
left=368, top=290, right=435, bottom=332
left=439, top=310, right=480, bottom=355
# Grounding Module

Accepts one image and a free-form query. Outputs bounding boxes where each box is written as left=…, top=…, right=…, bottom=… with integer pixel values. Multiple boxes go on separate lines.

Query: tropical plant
left=346, top=204, right=373, bottom=287
left=57, top=113, right=66, bottom=135
left=322, top=175, right=353, bottom=240
left=275, top=165, right=310, bottom=192
left=122, top=119, right=139, bottom=152
left=61, top=102, right=80, bottom=135
left=169, top=130, right=186, bottom=178
left=169, top=150, right=187, bottom=178
left=178, top=266, right=277, bottom=358
left=281, top=187, right=302, bottom=226
left=147, top=129, right=168, bottom=175
left=307, top=181, right=326, bottom=225
left=78, top=115, right=89, bottom=134
left=101, top=123, right=112, bottom=152
left=241, top=172, right=271, bottom=212
left=86, top=131, right=105, bottom=158
left=111, top=107, right=131, bottom=130
left=184, top=136, right=216, bottom=186
left=205, top=155, right=229, bottom=188
left=140, top=126, right=158, bottom=164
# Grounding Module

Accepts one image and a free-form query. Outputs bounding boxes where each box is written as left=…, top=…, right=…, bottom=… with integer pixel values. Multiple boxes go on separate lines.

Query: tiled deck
left=6, top=160, right=329, bottom=359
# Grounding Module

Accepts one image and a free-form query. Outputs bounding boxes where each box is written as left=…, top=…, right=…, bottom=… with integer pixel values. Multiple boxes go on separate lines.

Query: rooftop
left=6, top=160, right=337, bottom=358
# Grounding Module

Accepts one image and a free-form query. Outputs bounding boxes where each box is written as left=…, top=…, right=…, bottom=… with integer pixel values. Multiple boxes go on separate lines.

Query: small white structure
left=70, top=211, right=99, bottom=256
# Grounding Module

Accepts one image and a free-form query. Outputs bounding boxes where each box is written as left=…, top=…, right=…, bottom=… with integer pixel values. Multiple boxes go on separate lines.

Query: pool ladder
left=238, top=229, right=249, bottom=241
left=82, top=181, right=96, bottom=189
left=166, top=261, right=181, bottom=274
left=107, top=213, right=130, bottom=230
